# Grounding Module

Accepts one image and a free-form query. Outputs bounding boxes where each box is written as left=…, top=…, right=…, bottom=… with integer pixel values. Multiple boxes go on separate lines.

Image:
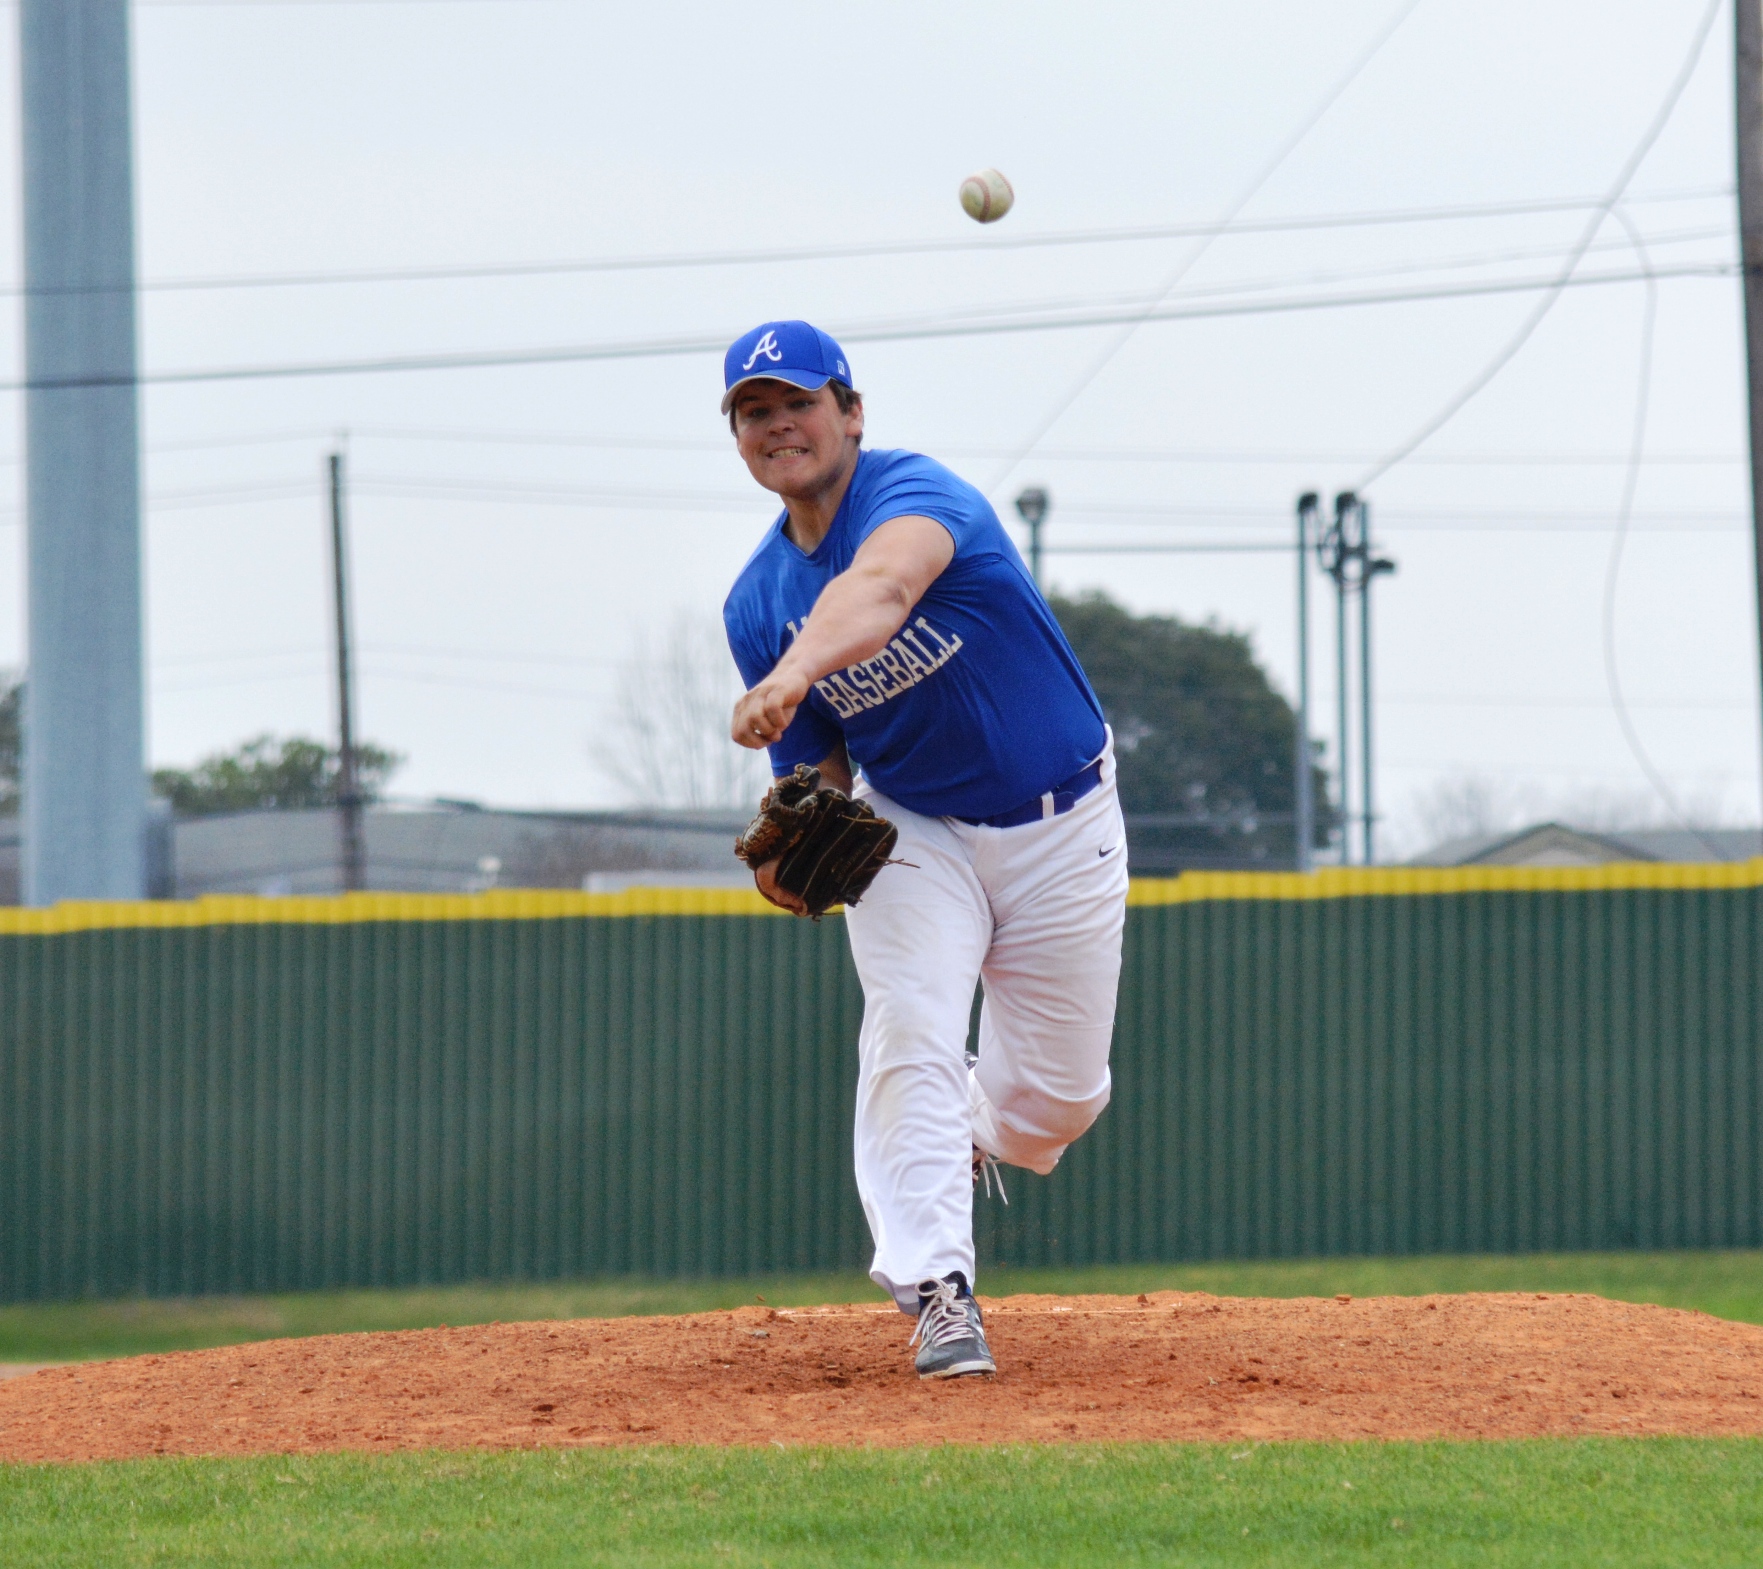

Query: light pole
left=1014, top=487, right=1049, bottom=589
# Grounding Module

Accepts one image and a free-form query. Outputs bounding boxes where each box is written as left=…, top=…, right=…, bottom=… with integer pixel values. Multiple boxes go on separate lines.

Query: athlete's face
left=732, top=380, right=863, bottom=501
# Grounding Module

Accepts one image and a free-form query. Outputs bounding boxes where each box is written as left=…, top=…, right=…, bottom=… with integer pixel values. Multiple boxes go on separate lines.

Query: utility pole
left=328, top=452, right=366, bottom=893
left=1326, top=493, right=1356, bottom=863
left=1359, top=520, right=1396, bottom=865
left=1014, top=487, right=1049, bottom=589
left=19, top=0, right=146, bottom=903
left=1294, top=494, right=1319, bottom=871
left=1318, top=493, right=1395, bottom=864
left=1737, top=0, right=1763, bottom=822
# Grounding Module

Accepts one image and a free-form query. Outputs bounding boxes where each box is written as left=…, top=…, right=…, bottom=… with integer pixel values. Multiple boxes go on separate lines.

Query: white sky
left=0, top=0, right=1757, bottom=852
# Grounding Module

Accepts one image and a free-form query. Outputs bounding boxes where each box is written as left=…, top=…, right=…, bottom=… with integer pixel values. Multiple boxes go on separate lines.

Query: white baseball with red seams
left=846, top=739, right=1128, bottom=1312
left=959, top=168, right=1014, bottom=223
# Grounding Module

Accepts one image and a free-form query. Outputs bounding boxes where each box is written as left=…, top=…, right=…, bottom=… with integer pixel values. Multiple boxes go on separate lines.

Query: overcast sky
left=0, top=0, right=1756, bottom=852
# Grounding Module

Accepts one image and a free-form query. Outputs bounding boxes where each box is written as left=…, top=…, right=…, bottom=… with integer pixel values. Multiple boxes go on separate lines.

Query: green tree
left=0, top=674, right=19, bottom=816
left=151, top=734, right=403, bottom=817
left=1050, top=590, right=1329, bottom=866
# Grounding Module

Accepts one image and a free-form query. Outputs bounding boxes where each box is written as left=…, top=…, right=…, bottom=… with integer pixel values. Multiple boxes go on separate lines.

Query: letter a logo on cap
left=721, top=319, right=853, bottom=413
left=741, top=330, right=784, bottom=372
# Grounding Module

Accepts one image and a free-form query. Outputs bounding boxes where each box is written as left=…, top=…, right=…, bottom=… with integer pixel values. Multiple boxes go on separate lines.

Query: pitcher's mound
left=3, top=1291, right=1762, bottom=1462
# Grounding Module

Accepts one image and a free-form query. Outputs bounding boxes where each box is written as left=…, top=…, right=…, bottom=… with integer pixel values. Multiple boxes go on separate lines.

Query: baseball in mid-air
left=959, top=168, right=1014, bottom=223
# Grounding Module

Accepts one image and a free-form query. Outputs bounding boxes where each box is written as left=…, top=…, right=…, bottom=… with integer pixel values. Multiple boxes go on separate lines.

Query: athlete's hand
left=732, top=663, right=811, bottom=749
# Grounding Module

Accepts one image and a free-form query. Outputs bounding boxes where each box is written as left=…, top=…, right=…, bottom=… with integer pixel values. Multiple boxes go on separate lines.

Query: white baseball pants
left=846, top=746, right=1128, bottom=1313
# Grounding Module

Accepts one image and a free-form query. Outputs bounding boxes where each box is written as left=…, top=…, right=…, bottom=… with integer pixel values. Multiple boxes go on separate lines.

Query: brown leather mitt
left=734, top=764, right=900, bottom=918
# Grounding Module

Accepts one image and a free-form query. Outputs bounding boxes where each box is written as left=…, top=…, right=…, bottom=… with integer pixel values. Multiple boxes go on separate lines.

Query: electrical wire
left=2, top=186, right=1728, bottom=301
left=1353, top=0, right=1726, bottom=490
left=0, top=470, right=1746, bottom=533
left=1382, top=692, right=1748, bottom=710
left=983, top=0, right=1429, bottom=496
left=136, top=1, right=554, bottom=7
left=51, top=470, right=1736, bottom=533
left=1600, top=206, right=1730, bottom=854
left=0, top=258, right=1729, bottom=393
left=363, top=669, right=607, bottom=700
left=1040, top=543, right=1293, bottom=555
left=846, top=220, right=1731, bottom=334
left=128, top=425, right=1753, bottom=466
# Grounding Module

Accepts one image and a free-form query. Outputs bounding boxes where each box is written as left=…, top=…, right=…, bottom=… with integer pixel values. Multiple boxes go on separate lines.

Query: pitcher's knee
left=975, top=1082, right=1110, bottom=1174
left=1005, top=1085, right=1109, bottom=1145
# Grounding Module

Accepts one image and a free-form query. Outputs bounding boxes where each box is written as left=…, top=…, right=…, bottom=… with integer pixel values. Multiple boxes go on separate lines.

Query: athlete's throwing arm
left=719, top=321, right=1128, bottom=1380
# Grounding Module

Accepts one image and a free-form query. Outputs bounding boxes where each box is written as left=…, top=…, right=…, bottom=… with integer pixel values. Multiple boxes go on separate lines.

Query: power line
left=1381, top=693, right=1750, bottom=710
left=153, top=641, right=618, bottom=671
left=1, top=185, right=1729, bottom=301
left=136, top=1, right=560, bottom=7
left=1597, top=205, right=1728, bottom=856
left=0, top=258, right=1730, bottom=393
left=41, top=472, right=1736, bottom=532
left=1042, top=543, right=1294, bottom=556
left=122, top=424, right=1754, bottom=466
left=866, top=220, right=1730, bottom=333
left=984, top=0, right=1430, bottom=496
left=0, top=471, right=1746, bottom=532
left=1023, top=501, right=1750, bottom=522
left=364, top=643, right=617, bottom=669
left=363, top=668, right=607, bottom=700
left=1354, top=0, right=1726, bottom=489
left=353, top=478, right=759, bottom=511
left=341, top=478, right=1755, bottom=530
left=1380, top=757, right=1750, bottom=782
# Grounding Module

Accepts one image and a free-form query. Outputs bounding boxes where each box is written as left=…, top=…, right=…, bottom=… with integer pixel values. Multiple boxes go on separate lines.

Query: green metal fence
left=1, top=865, right=1759, bottom=1303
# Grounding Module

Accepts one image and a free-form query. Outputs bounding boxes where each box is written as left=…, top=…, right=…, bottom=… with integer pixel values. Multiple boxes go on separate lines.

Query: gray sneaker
left=910, top=1273, right=996, bottom=1379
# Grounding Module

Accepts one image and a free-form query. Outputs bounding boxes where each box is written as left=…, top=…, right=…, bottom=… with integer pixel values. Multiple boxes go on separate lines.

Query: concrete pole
left=328, top=453, right=365, bottom=893
left=19, top=1, right=146, bottom=903
left=1737, top=0, right=1763, bottom=823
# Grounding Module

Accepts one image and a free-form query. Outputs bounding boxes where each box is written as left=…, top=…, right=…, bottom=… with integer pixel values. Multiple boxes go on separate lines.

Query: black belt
left=953, top=757, right=1105, bottom=829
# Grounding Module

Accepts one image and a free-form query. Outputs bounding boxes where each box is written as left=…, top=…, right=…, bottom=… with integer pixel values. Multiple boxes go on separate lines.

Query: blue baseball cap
left=721, top=319, right=853, bottom=415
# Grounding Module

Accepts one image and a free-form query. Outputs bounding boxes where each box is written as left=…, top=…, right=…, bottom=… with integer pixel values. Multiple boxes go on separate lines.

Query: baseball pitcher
left=721, top=320, right=1127, bottom=1379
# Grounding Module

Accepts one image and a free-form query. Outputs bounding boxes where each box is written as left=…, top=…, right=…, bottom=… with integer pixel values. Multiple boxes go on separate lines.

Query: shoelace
left=963, top=1053, right=1010, bottom=1204
left=909, top=1279, right=976, bottom=1350
left=972, top=1146, right=1009, bottom=1205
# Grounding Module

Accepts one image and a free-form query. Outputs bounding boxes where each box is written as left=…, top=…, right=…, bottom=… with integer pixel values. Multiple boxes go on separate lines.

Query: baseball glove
left=734, top=764, right=901, bottom=918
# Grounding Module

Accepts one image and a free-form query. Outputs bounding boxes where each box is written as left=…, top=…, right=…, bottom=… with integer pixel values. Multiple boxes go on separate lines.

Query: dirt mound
left=2, top=1291, right=1761, bottom=1462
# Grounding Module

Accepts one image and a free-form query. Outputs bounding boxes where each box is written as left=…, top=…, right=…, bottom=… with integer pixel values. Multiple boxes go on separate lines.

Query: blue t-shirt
left=722, top=447, right=1106, bottom=819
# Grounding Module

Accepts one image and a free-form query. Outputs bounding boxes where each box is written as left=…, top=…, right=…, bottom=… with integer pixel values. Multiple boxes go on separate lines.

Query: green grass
left=1, top=1440, right=1759, bottom=1566
left=4, top=1250, right=1762, bottom=1364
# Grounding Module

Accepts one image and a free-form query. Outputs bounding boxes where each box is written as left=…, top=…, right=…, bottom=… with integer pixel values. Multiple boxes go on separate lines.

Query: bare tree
left=595, top=610, right=774, bottom=809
